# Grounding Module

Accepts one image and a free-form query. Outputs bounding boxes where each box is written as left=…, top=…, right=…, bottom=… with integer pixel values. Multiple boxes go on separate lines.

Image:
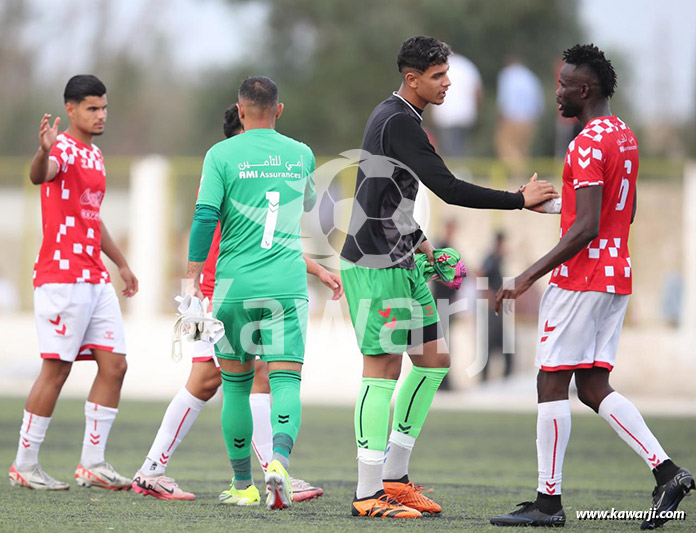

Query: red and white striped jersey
left=33, top=132, right=110, bottom=287
left=550, top=116, right=638, bottom=294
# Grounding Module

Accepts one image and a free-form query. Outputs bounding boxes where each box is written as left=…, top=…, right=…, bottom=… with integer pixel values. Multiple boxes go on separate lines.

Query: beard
left=560, top=102, right=580, bottom=118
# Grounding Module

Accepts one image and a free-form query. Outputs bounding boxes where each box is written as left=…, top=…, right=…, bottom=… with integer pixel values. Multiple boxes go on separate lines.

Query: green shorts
left=213, top=298, right=308, bottom=363
left=341, top=260, right=441, bottom=355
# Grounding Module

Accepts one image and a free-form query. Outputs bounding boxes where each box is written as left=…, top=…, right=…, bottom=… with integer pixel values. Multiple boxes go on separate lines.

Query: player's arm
left=385, top=115, right=558, bottom=209
left=186, top=204, right=219, bottom=298
left=100, top=221, right=138, bottom=297
left=416, top=238, right=435, bottom=265
left=495, top=185, right=602, bottom=313
left=631, top=187, right=637, bottom=223
left=29, top=114, right=61, bottom=185
left=303, top=254, right=343, bottom=300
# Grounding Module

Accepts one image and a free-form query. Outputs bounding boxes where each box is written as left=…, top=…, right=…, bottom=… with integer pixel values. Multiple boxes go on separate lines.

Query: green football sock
left=392, top=366, right=449, bottom=439
left=268, top=370, right=302, bottom=459
left=354, top=378, right=397, bottom=451
left=221, top=369, right=255, bottom=480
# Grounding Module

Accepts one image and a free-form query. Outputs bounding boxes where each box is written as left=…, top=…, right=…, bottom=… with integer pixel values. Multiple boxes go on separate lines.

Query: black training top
left=340, top=94, right=524, bottom=270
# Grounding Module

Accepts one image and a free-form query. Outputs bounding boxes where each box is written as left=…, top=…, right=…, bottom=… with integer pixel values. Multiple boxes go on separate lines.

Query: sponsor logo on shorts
left=378, top=307, right=396, bottom=329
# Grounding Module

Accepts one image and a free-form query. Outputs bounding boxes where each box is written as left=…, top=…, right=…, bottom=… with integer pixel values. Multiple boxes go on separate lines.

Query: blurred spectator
left=480, top=232, right=512, bottom=382
left=661, top=271, right=683, bottom=327
left=495, top=57, right=544, bottom=175
left=431, top=53, right=483, bottom=157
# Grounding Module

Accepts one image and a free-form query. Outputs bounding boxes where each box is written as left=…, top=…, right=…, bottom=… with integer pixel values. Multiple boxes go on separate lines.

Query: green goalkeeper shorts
left=213, top=298, right=308, bottom=363
left=341, top=260, right=441, bottom=355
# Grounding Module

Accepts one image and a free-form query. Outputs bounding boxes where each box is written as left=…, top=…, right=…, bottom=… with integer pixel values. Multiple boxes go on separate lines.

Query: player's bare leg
left=74, top=350, right=131, bottom=490
left=185, top=360, right=221, bottom=401
left=87, top=350, right=127, bottom=408
left=576, top=368, right=694, bottom=529
left=9, top=360, right=73, bottom=490
left=25, top=359, right=73, bottom=416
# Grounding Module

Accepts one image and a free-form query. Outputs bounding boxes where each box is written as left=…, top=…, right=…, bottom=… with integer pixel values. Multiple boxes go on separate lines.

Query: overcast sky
left=19, top=0, right=696, bottom=124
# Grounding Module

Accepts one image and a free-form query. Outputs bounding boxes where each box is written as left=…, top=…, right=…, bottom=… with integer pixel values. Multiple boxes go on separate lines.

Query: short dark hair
left=563, top=44, right=617, bottom=98
left=397, top=36, right=452, bottom=73
left=237, top=76, right=278, bottom=109
left=223, top=103, right=243, bottom=138
left=63, top=75, right=106, bottom=103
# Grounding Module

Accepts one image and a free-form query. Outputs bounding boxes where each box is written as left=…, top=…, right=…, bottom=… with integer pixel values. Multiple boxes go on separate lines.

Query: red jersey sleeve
left=48, top=137, right=73, bottom=178
left=570, top=136, right=604, bottom=190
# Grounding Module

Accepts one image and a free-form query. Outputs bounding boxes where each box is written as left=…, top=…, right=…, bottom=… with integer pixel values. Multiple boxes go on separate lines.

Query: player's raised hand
left=119, top=265, right=139, bottom=297
left=39, top=114, right=61, bottom=153
left=317, top=269, right=344, bottom=300
left=521, top=173, right=559, bottom=209
left=495, top=274, right=533, bottom=315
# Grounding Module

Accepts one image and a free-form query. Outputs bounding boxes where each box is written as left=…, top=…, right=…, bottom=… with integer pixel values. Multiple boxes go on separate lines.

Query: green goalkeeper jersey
left=196, top=128, right=316, bottom=303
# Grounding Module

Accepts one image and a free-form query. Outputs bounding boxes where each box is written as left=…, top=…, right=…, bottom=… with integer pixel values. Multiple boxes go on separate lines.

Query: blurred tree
left=231, top=0, right=584, bottom=156
left=0, top=0, right=47, bottom=157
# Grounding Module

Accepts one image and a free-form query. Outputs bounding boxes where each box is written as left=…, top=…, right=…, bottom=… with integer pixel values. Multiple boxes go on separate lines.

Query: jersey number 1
left=261, top=191, right=280, bottom=249
left=616, top=160, right=631, bottom=211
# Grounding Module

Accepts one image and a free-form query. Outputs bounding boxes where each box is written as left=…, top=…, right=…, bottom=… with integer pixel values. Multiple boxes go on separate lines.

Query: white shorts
left=34, top=283, right=127, bottom=362
left=535, top=285, right=629, bottom=372
left=190, top=297, right=218, bottom=366
left=191, top=340, right=218, bottom=366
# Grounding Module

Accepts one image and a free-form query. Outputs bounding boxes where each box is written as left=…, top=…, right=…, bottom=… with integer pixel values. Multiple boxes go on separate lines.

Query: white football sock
left=382, top=430, right=415, bottom=481
left=15, top=410, right=51, bottom=470
left=81, top=401, right=118, bottom=468
left=536, top=400, right=571, bottom=496
left=250, top=393, right=273, bottom=471
left=598, top=391, right=669, bottom=469
left=140, top=388, right=206, bottom=476
left=356, top=448, right=385, bottom=499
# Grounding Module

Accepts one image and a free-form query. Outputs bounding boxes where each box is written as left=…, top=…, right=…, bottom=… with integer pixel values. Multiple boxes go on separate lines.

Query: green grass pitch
left=0, top=397, right=694, bottom=531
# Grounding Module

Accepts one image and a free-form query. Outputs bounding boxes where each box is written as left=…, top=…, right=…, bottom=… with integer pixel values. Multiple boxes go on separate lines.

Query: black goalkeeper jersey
left=340, top=93, right=524, bottom=270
